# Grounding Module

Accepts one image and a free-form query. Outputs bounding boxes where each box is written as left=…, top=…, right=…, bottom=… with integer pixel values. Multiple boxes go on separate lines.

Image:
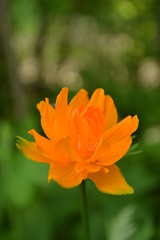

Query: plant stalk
left=79, top=180, right=91, bottom=240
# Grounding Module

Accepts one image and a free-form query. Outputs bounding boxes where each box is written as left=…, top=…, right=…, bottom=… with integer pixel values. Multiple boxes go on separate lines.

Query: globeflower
left=17, top=88, right=139, bottom=195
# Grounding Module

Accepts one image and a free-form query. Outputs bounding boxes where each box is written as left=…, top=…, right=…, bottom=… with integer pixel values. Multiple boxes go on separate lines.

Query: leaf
left=106, top=206, right=137, bottom=240
left=128, top=143, right=139, bottom=152
left=131, top=135, right=137, bottom=140
left=125, top=143, right=142, bottom=157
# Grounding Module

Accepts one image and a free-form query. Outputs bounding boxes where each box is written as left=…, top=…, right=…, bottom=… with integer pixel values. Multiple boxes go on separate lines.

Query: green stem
left=79, top=180, right=91, bottom=240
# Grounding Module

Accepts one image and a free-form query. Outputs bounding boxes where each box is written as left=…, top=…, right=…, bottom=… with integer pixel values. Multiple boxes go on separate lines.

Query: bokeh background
left=0, top=0, right=160, bottom=239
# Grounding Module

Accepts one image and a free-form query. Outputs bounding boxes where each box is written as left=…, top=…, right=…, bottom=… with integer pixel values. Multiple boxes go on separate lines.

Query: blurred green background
left=0, top=0, right=160, bottom=239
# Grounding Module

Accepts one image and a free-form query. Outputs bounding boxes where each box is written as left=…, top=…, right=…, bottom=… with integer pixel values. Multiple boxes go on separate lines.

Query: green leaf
left=106, top=206, right=137, bottom=240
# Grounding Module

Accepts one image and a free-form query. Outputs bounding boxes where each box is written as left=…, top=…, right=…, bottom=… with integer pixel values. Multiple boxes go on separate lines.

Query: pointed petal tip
left=16, top=142, right=20, bottom=150
left=88, top=164, right=135, bottom=195
left=133, top=114, right=139, bottom=123
left=16, top=136, right=28, bottom=153
left=55, top=87, right=69, bottom=108
left=93, top=88, right=105, bottom=96
left=16, top=137, right=22, bottom=146
left=101, top=185, right=134, bottom=195
left=118, top=185, right=134, bottom=195
left=129, top=187, right=134, bottom=194
left=37, top=100, right=45, bottom=110
left=62, top=87, right=68, bottom=90
left=132, top=115, right=139, bottom=133
left=60, top=87, right=69, bottom=95
left=16, top=136, right=27, bottom=147
left=48, top=175, right=51, bottom=183
left=104, top=95, right=118, bottom=130
left=88, top=88, right=105, bottom=111
left=16, top=135, right=23, bottom=142
left=28, top=129, right=36, bottom=136
left=96, top=88, right=105, bottom=92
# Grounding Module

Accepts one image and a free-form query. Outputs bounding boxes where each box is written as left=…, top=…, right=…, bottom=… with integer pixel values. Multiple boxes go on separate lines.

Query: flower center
left=70, top=105, right=104, bottom=159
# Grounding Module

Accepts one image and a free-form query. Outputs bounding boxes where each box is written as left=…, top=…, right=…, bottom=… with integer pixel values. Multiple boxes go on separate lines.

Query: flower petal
left=97, top=136, right=132, bottom=166
left=37, top=98, right=55, bottom=141
left=70, top=110, right=90, bottom=159
left=28, top=129, right=56, bottom=159
left=54, top=136, right=81, bottom=163
left=16, top=137, right=51, bottom=163
left=88, top=164, right=134, bottom=195
left=104, top=95, right=118, bottom=131
left=103, top=115, right=139, bottom=143
left=75, top=162, right=101, bottom=174
left=87, top=88, right=105, bottom=111
left=87, top=115, right=138, bottom=165
left=54, top=88, right=69, bottom=138
left=69, top=89, right=89, bottom=111
left=48, top=161, right=84, bottom=188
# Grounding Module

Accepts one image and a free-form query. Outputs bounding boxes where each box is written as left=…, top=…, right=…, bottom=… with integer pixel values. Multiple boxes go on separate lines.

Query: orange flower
left=17, top=88, right=139, bottom=195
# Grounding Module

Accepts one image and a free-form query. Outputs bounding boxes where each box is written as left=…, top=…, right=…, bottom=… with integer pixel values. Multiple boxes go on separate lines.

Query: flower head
left=17, top=88, right=139, bottom=195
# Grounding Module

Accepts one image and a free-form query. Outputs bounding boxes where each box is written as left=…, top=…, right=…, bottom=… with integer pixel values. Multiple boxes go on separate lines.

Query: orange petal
left=69, top=108, right=91, bottom=159
left=88, top=164, right=134, bottom=195
left=87, top=115, right=138, bottom=165
left=37, top=98, right=55, bottom=141
left=28, top=129, right=56, bottom=159
left=87, top=88, right=105, bottom=111
left=54, top=88, right=69, bottom=138
left=97, top=136, right=132, bottom=166
left=75, top=162, right=101, bottom=174
left=104, top=95, right=118, bottom=131
left=103, top=115, right=139, bottom=143
left=48, top=161, right=83, bottom=188
left=54, top=136, right=81, bottom=163
left=16, top=137, right=51, bottom=163
left=69, top=89, right=89, bottom=111
left=87, top=162, right=101, bottom=173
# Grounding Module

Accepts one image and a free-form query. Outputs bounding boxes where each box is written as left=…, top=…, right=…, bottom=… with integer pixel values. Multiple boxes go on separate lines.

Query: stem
left=79, top=180, right=91, bottom=240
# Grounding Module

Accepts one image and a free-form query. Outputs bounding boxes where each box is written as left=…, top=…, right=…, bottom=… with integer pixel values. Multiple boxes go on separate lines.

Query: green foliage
left=106, top=206, right=137, bottom=240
